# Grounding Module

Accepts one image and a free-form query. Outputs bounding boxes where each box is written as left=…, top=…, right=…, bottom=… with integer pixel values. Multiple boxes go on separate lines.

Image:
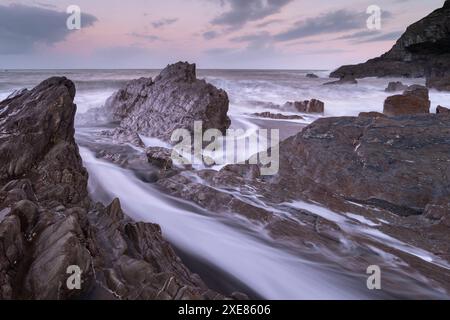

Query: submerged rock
left=385, top=81, right=408, bottom=92
left=0, top=77, right=225, bottom=300
left=437, top=105, right=450, bottom=114
left=306, top=73, right=319, bottom=79
left=383, top=86, right=430, bottom=116
left=324, top=75, right=358, bottom=85
left=283, top=99, right=325, bottom=114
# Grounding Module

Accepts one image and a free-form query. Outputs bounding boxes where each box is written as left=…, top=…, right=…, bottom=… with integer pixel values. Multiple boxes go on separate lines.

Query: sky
left=0, top=0, right=446, bottom=69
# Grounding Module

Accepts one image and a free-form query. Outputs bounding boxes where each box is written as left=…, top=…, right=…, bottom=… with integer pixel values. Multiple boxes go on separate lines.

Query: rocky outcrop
left=437, top=105, right=450, bottom=114
left=0, top=78, right=224, bottom=300
left=279, top=113, right=449, bottom=215
left=330, top=1, right=450, bottom=88
left=306, top=73, right=319, bottom=79
left=324, top=75, right=357, bottom=85
left=383, top=85, right=431, bottom=116
left=282, top=99, right=325, bottom=114
left=385, top=81, right=408, bottom=92
left=80, top=62, right=230, bottom=144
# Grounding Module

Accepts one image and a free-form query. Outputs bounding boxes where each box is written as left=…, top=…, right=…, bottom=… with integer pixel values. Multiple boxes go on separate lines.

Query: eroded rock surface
left=79, top=62, right=230, bottom=144
left=0, top=77, right=225, bottom=300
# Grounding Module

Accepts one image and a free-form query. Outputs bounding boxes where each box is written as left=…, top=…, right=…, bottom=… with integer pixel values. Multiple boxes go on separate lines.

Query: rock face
left=385, top=81, right=408, bottom=92
left=383, top=85, right=431, bottom=116
left=437, top=105, right=450, bottom=114
left=324, top=75, right=358, bottom=85
left=283, top=99, right=325, bottom=114
left=330, top=1, right=450, bottom=88
left=0, top=78, right=224, bottom=300
left=81, top=62, right=230, bottom=144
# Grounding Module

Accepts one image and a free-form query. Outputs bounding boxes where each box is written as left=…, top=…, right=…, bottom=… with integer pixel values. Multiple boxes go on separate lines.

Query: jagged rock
left=383, top=86, right=430, bottom=116
left=437, top=105, right=450, bottom=114
left=252, top=112, right=304, bottom=120
left=282, top=99, right=324, bottom=114
left=385, top=81, right=408, bottom=92
left=87, top=62, right=230, bottom=144
left=330, top=1, right=450, bottom=86
left=306, top=73, right=319, bottom=79
left=0, top=77, right=225, bottom=300
left=324, top=75, right=357, bottom=85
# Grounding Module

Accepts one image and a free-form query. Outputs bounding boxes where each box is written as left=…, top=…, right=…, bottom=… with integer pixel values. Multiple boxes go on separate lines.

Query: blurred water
left=1, top=69, right=448, bottom=116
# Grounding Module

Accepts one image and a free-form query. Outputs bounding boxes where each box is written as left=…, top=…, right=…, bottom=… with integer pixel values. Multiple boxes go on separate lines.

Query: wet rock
left=306, top=73, right=319, bottom=79
left=6, top=88, right=28, bottom=100
left=385, top=81, right=408, bottom=92
left=324, top=75, right=358, bottom=85
left=0, top=77, right=224, bottom=300
left=146, top=147, right=175, bottom=171
left=437, top=105, right=450, bottom=114
left=383, top=86, right=430, bottom=116
left=283, top=99, right=325, bottom=114
left=424, top=202, right=450, bottom=226
left=95, top=62, right=230, bottom=144
left=281, top=114, right=450, bottom=215
left=331, top=1, right=450, bottom=83
left=88, top=198, right=222, bottom=300
left=426, top=76, right=450, bottom=91
left=252, top=112, right=304, bottom=120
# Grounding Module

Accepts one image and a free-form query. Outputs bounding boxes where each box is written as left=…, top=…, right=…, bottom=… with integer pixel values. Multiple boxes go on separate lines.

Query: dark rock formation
left=324, top=75, right=358, bottom=85
left=383, top=86, right=430, bottom=116
left=80, top=62, right=230, bottom=144
left=306, top=73, right=319, bottom=79
left=437, top=105, right=450, bottom=114
left=385, top=81, right=408, bottom=92
left=282, top=99, right=325, bottom=114
left=252, top=112, right=304, bottom=120
left=330, top=1, right=450, bottom=87
left=0, top=78, right=224, bottom=300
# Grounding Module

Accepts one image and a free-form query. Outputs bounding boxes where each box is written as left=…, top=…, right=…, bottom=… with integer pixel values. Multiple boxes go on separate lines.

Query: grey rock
left=383, top=86, right=430, bottom=116
left=98, top=62, right=230, bottom=144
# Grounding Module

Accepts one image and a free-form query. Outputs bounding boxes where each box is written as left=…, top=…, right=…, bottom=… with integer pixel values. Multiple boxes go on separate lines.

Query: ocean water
left=1, top=69, right=449, bottom=117
left=1, top=69, right=450, bottom=299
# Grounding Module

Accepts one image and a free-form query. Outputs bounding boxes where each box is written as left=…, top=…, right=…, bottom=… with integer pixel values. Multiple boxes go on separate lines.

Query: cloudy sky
left=0, top=0, right=446, bottom=69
